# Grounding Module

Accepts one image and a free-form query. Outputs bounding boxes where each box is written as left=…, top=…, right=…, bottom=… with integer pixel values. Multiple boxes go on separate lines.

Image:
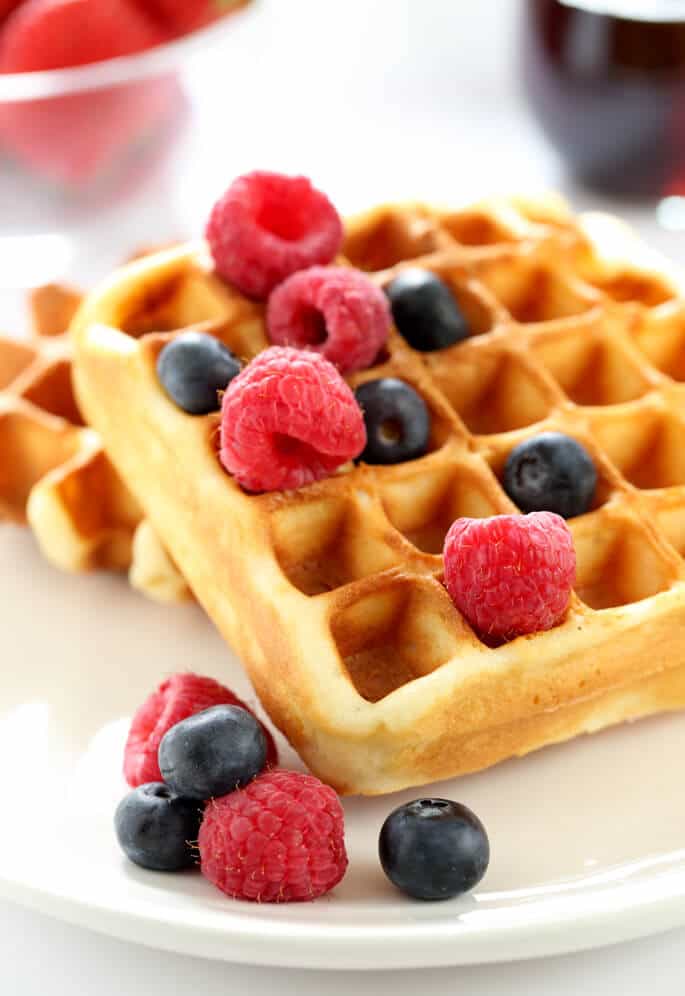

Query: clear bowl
left=0, top=8, right=253, bottom=217
left=0, top=7, right=254, bottom=327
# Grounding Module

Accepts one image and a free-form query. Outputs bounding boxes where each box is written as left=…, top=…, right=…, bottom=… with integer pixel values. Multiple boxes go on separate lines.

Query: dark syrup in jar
left=522, top=0, right=685, bottom=196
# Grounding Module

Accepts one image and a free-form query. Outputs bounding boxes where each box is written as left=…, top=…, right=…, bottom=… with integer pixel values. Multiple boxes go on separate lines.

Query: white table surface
left=3, top=1, right=685, bottom=991
left=1, top=901, right=684, bottom=994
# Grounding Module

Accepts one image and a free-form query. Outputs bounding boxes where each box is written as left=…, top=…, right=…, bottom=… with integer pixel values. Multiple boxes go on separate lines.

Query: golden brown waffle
left=72, top=194, right=685, bottom=794
left=0, top=285, right=90, bottom=521
left=0, top=203, right=573, bottom=592
left=0, top=284, right=190, bottom=599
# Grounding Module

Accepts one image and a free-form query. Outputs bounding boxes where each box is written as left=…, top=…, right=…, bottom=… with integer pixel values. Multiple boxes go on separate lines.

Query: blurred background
left=2, top=0, right=685, bottom=330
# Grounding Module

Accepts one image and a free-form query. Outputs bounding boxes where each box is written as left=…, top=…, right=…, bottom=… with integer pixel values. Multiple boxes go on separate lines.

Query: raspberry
left=0, top=0, right=163, bottom=72
left=124, top=673, right=278, bottom=787
left=0, top=77, right=177, bottom=184
left=219, top=346, right=366, bottom=492
left=0, top=2, right=22, bottom=20
left=138, top=0, right=243, bottom=36
left=0, top=0, right=170, bottom=184
left=443, top=512, right=576, bottom=640
left=198, top=770, right=348, bottom=903
left=266, top=266, right=391, bottom=374
left=205, top=171, right=343, bottom=299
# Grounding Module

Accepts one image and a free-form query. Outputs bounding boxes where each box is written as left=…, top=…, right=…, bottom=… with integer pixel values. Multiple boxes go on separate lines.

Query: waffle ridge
left=0, top=282, right=191, bottom=598
left=70, top=193, right=685, bottom=794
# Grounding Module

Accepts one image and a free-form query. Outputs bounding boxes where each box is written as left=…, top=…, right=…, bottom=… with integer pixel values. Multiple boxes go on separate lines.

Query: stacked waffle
left=0, top=282, right=190, bottom=601
left=57, top=190, right=685, bottom=793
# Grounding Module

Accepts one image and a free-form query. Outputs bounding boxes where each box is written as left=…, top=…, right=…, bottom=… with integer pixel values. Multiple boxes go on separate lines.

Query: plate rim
left=2, top=856, right=685, bottom=969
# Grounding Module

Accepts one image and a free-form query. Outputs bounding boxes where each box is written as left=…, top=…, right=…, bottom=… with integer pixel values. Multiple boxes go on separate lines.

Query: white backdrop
left=2, top=1, right=685, bottom=991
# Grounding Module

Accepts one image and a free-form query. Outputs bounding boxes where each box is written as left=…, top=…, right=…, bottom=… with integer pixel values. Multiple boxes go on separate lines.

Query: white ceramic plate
left=2, top=525, right=685, bottom=970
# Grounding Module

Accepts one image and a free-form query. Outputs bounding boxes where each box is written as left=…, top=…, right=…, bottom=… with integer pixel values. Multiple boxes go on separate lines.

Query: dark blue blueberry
left=158, top=704, right=267, bottom=800
left=355, top=378, right=430, bottom=465
left=114, top=782, right=201, bottom=872
left=157, top=331, right=241, bottom=415
left=385, top=269, right=470, bottom=351
left=503, top=432, right=597, bottom=519
left=379, top=798, right=490, bottom=901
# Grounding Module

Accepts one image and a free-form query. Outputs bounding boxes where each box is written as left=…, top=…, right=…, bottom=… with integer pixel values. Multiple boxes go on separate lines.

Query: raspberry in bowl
left=0, top=0, right=250, bottom=190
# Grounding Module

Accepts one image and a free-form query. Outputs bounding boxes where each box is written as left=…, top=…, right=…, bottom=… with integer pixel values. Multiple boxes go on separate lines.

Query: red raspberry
left=0, top=77, right=178, bottom=184
left=0, top=0, right=170, bottom=184
left=124, top=673, right=278, bottom=787
left=205, top=171, right=343, bottom=299
left=219, top=346, right=366, bottom=492
left=266, top=266, right=391, bottom=374
left=0, top=0, right=163, bottom=71
left=443, top=512, right=576, bottom=640
left=140, top=0, right=244, bottom=37
left=199, top=770, right=348, bottom=903
left=0, top=2, right=23, bottom=21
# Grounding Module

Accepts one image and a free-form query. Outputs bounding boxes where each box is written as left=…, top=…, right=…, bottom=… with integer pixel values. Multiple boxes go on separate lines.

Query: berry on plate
left=503, top=432, right=597, bottom=519
left=124, top=672, right=277, bottom=788
left=158, top=704, right=267, bottom=800
left=198, top=770, right=348, bottom=902
left=354, top=377, right=430, bottom=464
left=115, top=782, right=202, bottom=871
left=206, top=171, right=344, bottom=299
left=0, top=0, right=163, bottom=72
left=385, top=269, right=470, bottom=351
left=379, top=799, right=489, bottom=901
left=443, top=511, right=576, bottom=640
left=157, top=330, right=241, bottom=415
left=266, top=266, right=391, bottom=374
left=219, top=346, right=366, bottom=492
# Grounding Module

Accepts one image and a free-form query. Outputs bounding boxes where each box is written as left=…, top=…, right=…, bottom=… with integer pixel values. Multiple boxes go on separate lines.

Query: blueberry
left=355, top=378, right=430, bottom=465
left=385, top=269, right=470, bottom=351
left=157, top=331, right=241, bottom=415
left=379, top=798, right=490, bottom=901
left=503, top=432, right=597, bottom=519
left=158, top=704, right=267, bottom=800
left=114, top=782, right=201, bottom=872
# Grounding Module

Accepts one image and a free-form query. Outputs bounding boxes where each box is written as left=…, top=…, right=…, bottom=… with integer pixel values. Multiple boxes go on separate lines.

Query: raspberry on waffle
left=69, top=191, right=685, bottom=794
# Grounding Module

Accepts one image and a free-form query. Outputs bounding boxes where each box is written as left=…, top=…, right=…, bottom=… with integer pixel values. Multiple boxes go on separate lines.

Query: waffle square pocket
left=72, top=188, right=685, bottom=794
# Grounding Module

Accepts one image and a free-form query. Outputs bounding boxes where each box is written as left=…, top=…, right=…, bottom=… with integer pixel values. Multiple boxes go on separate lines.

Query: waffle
left=0, top=283, right=190, bottom=600
left=71, top=194, right=685, bottom=795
